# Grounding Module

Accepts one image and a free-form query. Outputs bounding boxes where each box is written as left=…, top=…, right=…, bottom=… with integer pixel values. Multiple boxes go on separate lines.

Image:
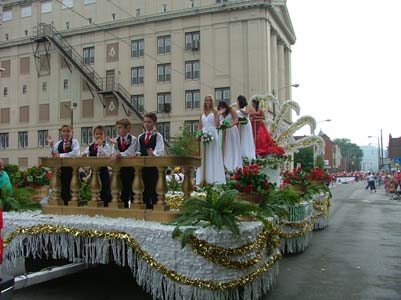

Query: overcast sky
left=286, top=0, right=401, bottom=149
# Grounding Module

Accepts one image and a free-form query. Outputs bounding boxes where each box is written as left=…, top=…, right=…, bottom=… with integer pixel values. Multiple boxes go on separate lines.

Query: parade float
left=0, top=95, right=332, bottom=300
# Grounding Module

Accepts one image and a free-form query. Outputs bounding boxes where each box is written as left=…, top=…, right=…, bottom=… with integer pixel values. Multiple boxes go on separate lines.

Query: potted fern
left=170, top=186, right=271, bottom=247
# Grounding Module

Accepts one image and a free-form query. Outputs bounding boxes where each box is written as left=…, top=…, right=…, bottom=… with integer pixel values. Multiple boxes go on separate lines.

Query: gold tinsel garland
left=166, top=194, right=185, bottom=210
left=187, top=226, right=281, bottom=269
left=279, top=223, right=314, bottom=239
left=4, top=224, right=281, bottom=290
left=280, top=217, right=313, bottom=229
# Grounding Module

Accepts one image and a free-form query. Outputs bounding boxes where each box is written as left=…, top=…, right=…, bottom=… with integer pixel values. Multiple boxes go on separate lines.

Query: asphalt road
left=13, top=183, right=401, bottom=300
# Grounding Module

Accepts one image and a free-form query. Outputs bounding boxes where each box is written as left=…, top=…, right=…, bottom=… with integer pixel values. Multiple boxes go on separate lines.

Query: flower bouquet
left=15, top=166, right=52, bottom=188
left=238, top=117, right=248, bottom=125
left=195, top=130, right=215, bottom=144
left=307, top=168, right=331, bottom=185
left=227, top=164, right=270, bottom=193
left=218, top=119, right=231, bottom=132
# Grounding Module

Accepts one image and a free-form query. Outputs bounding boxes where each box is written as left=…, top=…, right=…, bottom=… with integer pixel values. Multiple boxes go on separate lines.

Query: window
left=3, top=87, right=8, bottom=96
left=185, top=90, right=200, bottom=109
left=131, top=67, right=144, bottom=85
left=157, top=64, right=171, bottom=83
left=157, top=122, right=170, bottom=141
left=215, top=87, right=231, bottom=104
left=38, top=130, right=49, bottom=147
left=83, top=47, right=95, bottom=65
left=42, top=82, right=47, bottom=92
left=41, top=1, right=52, bottom=13
left=157, top=35, right=171, bottom=54
left=136, top=9, right=141, bottom=16
left=18, top=131, right=28, bottom=148
left=191, top=0, right=195, bottom=8
left=5, top=34, right=9, bottom=40
left=131, top=39, right=144, bottom=58
left=84, top=0, right=96, bottom=4
left=22, top=84, right=27, bottom=94
left=66, top=22, right=70, bottom=29
left=185, top=60, right=200, bottom=80
left=185, top=31, right=200, bottom=51
left=112, top=13, right=116, bottom=21
left=21, top=5, right=32, bottom=17
left=131, top=95, right=144, bottom=113
left=105, top=126, right=117, bottom=138
left=157, top=93, right=171, bottom=113
left=185, top=120, right=198, bottom=135
left=64, top=79, right=69, bottom=89
left=3, top=10, right=12, bottom=22
left=88, top=18, right=92, bottom=24
left=162, top=4, right=167, bottom=12
left=216, top=0, right=228, bottom=3
left=0, top=133, right=9, bottom=149
left=81, top=127, right=93, bottom=145
left=62, top=0, right=73, bottom=9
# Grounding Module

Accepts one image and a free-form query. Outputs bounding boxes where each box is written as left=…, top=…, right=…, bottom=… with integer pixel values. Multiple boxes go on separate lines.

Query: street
left=13, top=183, right=401, bottom=300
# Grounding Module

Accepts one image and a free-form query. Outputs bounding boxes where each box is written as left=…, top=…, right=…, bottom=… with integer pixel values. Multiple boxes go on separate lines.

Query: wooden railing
left=39, top=156, right=200, bottom=220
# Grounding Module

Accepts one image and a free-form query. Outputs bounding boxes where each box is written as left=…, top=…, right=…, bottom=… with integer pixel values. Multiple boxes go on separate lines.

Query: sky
left=286, top=0, right=401, bottom=149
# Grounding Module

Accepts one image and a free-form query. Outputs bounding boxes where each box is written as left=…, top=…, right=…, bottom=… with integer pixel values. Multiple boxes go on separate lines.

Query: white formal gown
left=219, top=113, right=243, bottom=171
left=196, top=113, right=226, bottom=185
left=237, top=109, right=256, bottom=160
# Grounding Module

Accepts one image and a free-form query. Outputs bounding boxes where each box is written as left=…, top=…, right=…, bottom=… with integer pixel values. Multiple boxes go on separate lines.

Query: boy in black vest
left=48, top=124, right=80, bottom=204
left=138, top=113, right=165, bottom=209
left=82, top=126, right=112, bottom=206
left=110, top=119, right=138, bottom=208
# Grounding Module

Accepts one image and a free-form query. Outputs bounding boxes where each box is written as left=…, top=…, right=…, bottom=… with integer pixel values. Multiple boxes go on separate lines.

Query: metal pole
left=380, top=129, right=384, bottom=170
left=377, top=137, right=380, bottom=171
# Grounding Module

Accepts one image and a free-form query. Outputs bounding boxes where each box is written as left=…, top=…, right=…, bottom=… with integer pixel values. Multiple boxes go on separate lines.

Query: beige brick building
left=0, top=0, right=296, bottom=168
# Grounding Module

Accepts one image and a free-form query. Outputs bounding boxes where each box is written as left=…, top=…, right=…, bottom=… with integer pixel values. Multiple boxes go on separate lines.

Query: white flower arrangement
left=196, top=130, right=214, bottom=144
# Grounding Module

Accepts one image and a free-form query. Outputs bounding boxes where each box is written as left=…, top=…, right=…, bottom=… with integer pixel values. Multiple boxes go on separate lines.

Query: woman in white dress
left=236, top=95, right=256, bottom=160
left=195, top=95, right=226, bottom=186
left=217, top=101, right=243, bottom=171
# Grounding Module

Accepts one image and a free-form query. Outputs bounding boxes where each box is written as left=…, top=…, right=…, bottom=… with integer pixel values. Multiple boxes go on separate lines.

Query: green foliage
left=170, top=186, right=269, bottom=248
left=334, top=138, right=363, bottom=171
left=293, top=147, right=314, bottom=172
left=3, top=164, right=20, bottom=185
left=303, top=183, right=330, bottom=200
left=80, top=181, right=91, bottom=206
left=0, top=187, right=41, bottom=212
left=168, top=126, right=199, bottom=156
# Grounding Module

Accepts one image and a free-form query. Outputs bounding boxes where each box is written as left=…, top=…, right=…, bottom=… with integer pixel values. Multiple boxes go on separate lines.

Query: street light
left=368, top=135, right=381, bottom=171
left=272, top=83, right=300, bottom=117
left=64, top=102, right=78, bottom=128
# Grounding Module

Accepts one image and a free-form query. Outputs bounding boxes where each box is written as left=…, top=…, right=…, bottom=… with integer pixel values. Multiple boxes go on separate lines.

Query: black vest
left=57, top=139, right=73, bottom=154
left=139, top=133, right=157, bottom=156
left=88, top=142, right=106, bottom=157
left=117, top=135, right=132, bottom=152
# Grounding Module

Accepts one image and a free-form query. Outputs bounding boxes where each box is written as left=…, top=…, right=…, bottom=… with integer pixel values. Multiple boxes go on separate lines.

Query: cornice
left=1, top=0, right=295, bottom=49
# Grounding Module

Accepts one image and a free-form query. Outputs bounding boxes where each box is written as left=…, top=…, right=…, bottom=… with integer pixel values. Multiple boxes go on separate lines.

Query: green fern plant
left=170, top=186, right=270, bottom=247
left=0, top=187, right=41, bottom=212
left=260, top=187, right=304, bottom=219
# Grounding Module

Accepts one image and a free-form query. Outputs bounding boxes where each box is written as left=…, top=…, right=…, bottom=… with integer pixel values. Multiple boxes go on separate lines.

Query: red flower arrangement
left=227, top=164, right=270, bottom=193
left=14, top=166, right=52, bottom=188
left=266, top=145, right=285, bottom=156
left=307, top=168, right=332, bottom=184
left=282, top=167, right=309, bottom=186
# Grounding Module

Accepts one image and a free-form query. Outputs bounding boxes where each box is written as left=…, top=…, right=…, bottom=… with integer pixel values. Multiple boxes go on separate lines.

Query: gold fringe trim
left=4, top=224, right=281, bottom=290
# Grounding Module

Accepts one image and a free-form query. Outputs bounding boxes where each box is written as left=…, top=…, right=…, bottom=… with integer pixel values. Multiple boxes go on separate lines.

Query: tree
left=334, top=138, right=363, bottom=171
left=294, top=147, right=314, bottom=172
left=167, top=126, right=199, bottom=156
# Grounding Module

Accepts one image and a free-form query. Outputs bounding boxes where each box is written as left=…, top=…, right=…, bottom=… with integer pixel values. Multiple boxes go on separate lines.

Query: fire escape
left=32, top=23, right=144, bottom=132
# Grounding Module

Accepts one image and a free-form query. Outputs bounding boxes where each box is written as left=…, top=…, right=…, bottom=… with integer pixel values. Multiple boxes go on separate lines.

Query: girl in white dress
left=196, top=96, right=226, bottom=186
left=236, top=95, right=256, bottom=160
left=217, top=101, right=243, bottom=171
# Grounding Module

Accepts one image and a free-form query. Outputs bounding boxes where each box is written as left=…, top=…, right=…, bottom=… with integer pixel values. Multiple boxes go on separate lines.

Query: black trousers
left=99, top=167, right=112, bottom=206
left=120, top=167, right=134, bottom=208
left=60, top=167, right=72, bottom=205
left=142, top=167, right=158, bottom=209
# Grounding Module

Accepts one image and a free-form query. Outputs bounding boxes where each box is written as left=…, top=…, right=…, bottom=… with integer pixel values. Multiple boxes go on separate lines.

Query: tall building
left=0, top=0, right=296, bottom=167
left=360, top=145, right=379, bottom=172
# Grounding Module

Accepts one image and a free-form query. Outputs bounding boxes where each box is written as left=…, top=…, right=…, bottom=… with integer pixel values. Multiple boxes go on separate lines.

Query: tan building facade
left=0, top=0, right=296, bottom=167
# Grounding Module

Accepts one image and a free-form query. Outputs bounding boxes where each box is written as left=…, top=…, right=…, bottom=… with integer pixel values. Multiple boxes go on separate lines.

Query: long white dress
left=195, top=113, right=226, bottom=185
left=237, top=109, right=256, bottom=160
left=219, top=113, right=243, bottom=171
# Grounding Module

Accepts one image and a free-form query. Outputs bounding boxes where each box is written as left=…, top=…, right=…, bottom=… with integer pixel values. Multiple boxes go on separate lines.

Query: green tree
left=168, top=126, right=199, bottom=156
left=294, top=147, right=314, bottom=172
left=334, top=138, right=363, bottom=171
